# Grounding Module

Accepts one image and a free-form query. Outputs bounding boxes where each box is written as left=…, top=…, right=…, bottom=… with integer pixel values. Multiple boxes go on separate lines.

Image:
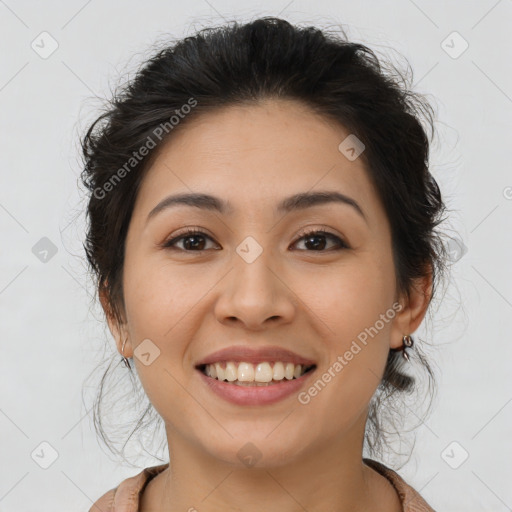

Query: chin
left=201, top=428, right=308, bottom=469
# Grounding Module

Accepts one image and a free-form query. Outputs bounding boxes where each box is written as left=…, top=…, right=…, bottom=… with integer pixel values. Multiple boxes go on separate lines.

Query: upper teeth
left=205, top=361, right=308, bottom=382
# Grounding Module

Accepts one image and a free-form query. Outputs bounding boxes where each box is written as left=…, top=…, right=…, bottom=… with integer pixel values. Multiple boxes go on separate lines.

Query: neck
left=141, top=411, right=399, bottom=512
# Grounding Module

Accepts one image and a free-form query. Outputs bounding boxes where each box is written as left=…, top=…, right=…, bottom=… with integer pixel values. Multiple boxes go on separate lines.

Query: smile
left=199, top=361, right=316, bottom=385
left=196, top=362, right=317, bottom=405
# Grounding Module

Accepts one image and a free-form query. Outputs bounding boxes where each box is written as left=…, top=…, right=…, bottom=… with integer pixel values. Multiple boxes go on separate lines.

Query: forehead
left=133, top=99, right=386, bottom=227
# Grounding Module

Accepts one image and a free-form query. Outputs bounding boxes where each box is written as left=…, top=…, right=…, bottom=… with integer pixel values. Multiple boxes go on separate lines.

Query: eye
left=291, top=228, right=349, bottom=252
left=162, top=228, right=219, bottom=252
left=161, top=226, right=349, bottom=252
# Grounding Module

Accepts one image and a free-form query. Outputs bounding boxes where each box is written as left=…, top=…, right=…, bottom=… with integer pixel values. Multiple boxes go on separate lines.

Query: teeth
left=255, top=362, right=273, bottom=382
left=215, top=363, right=225, bottom=381
left=273, top=361, right=285, bottom=380
left=225, top=362, right=237, bottom=381
left=203, top=361, right=312, bottom=383
left=238, top=362, right=254, bottom=381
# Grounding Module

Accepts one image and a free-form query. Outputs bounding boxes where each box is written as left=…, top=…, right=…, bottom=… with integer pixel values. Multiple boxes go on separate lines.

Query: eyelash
left=161, top=226, right=349, bottom=253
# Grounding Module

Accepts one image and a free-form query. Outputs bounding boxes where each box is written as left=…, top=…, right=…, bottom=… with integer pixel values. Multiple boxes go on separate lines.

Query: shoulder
left=363, top=458, right=436, bottom=512
left=89, top=463, right=170, bottom=512
left=89, top=487, right=115, bottom=512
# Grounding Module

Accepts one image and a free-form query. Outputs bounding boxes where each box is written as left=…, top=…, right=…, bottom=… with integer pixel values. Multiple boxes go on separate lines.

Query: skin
left=101, top=98, right=432, bottom=511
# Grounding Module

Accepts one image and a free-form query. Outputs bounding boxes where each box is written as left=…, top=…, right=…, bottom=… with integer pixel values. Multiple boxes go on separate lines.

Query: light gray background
left=1, top=1, right=511, bottom=510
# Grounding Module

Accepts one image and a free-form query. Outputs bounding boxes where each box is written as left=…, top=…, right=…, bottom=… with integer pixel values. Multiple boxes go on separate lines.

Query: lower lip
left=197, top=368, right=316, bottom=405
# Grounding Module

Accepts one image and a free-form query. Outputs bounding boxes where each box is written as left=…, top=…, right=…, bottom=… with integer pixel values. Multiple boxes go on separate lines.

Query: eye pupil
left=304, top=234, right=327, bottom=250
left=184, top=235, right=205, bottom=251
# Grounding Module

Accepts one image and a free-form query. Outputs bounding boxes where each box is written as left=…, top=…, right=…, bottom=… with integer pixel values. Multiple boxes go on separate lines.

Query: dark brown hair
left=80, top=17, right=450, bottom=466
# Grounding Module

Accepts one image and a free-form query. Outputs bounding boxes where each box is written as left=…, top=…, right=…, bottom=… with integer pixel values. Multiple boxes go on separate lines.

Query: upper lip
left=195, top=345, right=317, bottom=367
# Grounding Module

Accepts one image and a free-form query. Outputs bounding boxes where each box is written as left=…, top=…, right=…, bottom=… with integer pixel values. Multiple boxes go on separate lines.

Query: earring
left=121, top=337, right=131, bottom=369
left=391, top=334, right=414, bottom=361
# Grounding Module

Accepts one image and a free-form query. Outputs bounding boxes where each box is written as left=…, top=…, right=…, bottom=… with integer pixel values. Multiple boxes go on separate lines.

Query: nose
left=214, top=251, right=296, bottom=330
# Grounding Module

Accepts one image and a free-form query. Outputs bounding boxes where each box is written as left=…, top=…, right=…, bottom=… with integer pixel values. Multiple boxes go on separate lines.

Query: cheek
left=301, top=254, right=393, bottom=338
left=122, top=255, right=198, bottom=337
left=330, top=277, right=394, bottom=380
left=296, top=258, right=394, bottom=421
left=296, top=315, right=391, bottom=445
left=120, top=254, right=211, bottom=405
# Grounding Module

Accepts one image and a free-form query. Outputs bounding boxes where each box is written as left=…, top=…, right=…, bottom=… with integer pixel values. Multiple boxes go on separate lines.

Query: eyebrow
left=147, top=190, right=367, bottom=224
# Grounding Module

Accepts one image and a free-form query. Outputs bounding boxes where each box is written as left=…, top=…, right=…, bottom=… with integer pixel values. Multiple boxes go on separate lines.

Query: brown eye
left=291, top=229, right=348, bottom=251
left=161, top=227, right=349, bottom=252
left=163, top=229, right=218, bottom=251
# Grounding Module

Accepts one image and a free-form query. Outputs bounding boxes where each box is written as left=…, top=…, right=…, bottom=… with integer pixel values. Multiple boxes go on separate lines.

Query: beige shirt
left=89, top=458, right=436, bottom=511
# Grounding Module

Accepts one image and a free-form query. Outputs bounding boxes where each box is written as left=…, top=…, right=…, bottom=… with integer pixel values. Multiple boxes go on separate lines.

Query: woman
left=83, top=17, right=447, bottom=511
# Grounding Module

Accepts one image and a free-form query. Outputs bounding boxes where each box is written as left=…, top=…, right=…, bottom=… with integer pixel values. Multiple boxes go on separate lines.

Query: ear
left=99, top=285, right=132, bottom=358
left=390, top=267, right=433, bottom=349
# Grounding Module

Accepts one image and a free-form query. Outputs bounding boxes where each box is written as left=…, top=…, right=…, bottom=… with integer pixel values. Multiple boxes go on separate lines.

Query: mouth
left=194, top=345, right=318, bottom=405
left=196, top=361, right=317, bottom=386
left=195, top=360, right=318, bottom=406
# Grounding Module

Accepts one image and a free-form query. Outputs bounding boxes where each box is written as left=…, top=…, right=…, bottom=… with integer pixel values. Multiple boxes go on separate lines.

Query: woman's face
left=107, top=98, right=422, bottom=467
